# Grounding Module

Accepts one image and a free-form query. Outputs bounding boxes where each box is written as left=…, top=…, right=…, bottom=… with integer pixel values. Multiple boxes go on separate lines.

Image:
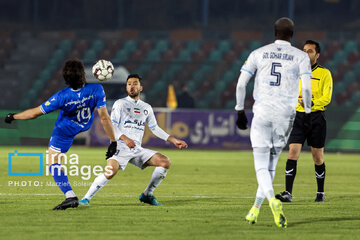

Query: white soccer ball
left=92, top=59, right=114, bottom=81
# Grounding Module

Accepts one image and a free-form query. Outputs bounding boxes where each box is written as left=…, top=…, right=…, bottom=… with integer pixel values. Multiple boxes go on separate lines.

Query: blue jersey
left=40, top=83, right=106, bottom=138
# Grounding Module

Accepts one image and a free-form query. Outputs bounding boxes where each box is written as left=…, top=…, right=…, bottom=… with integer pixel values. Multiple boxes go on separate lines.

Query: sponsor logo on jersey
left=144, top=110, right=148, bottom=115
left=45, top=101, right=51, bottom=106
left=124, top=119, right=145, bottom=127
left=64, top=95, right=94, bottom=107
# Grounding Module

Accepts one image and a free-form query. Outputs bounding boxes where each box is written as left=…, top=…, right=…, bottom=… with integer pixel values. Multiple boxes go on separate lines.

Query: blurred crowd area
left=0, top=0, right=359, bottom=110
left=0, top=31, right=359, bottom=110
left=1, top=0, right=360, bottom=31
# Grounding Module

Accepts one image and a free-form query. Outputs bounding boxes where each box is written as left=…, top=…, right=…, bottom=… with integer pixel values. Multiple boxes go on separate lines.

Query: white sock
left=254, top=187, right=265, bottom=209
left=143, top=167, right=168, bottom=196
left=84, top=173, right=109, bottom=200
left=253, top=148, right=274, bottom=201
left=253, top=169, right=276, bottom=209
left=65, top=190, right=76, bottom=198
left=253, top=147, right=282, bottom=207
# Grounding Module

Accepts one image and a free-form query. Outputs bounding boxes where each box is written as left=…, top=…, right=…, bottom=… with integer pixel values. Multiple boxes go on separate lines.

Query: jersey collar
left=311, top=63, right=319, bottom=71
left=274, top=40, right=291, bottom=45
left=126, top=95, right=140, bottom=104
left=70, top=84, right=84, bottom=92
left=70, top=88, right=82, bottom=92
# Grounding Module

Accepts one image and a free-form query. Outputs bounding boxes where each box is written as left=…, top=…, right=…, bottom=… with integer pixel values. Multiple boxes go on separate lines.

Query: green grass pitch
left=0, top=146, right=359, bottom=240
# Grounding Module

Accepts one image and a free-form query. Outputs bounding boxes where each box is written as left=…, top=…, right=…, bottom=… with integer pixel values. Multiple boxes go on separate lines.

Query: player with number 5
left=234, top=17, right=312, bottom=228
left=4, top=59, right=117, bottom=210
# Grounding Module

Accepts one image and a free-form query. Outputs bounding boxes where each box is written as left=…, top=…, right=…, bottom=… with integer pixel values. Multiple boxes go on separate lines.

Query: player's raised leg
left=79, top=159, right=119, bottom=205
left=139, top=153, right=171, bottom=206
left=49, top=148, right=79, bottom=210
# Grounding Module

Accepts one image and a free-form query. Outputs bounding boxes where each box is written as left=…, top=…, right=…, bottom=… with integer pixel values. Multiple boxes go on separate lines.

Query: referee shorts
left=288, top=111, right=327, bottom=148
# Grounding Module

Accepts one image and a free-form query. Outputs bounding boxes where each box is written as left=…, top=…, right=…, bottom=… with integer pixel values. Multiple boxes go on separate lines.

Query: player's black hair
left=274, top=17, right=294, bottom=41
left=126, top=74, right=142, bottom=82
left=62, top=59, right=87, bottom=90
left=304, top=40, right=321, bottom=54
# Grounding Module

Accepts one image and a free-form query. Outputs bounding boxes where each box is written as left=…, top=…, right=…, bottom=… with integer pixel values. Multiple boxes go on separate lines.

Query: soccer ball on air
left=92, top=59, right=114, bottom=81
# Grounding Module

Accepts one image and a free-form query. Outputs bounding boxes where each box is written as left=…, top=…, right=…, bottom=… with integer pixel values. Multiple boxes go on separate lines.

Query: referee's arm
left=313, top=70, right=333, bottom=108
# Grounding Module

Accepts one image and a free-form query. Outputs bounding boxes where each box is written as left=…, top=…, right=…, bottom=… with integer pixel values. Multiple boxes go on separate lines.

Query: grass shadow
left=289, top=216, right=360, bottom=227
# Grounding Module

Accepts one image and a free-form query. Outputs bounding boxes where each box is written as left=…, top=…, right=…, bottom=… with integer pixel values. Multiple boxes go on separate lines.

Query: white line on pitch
left=0, top=193, right=325, bottom=199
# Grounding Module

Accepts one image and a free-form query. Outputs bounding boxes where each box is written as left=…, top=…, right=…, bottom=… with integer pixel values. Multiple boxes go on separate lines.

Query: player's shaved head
left=274, top=17, right=294, bottom=41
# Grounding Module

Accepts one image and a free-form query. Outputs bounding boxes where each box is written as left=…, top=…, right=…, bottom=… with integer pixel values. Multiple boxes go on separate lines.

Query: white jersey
left=239, top=40, right=312, bottom=119
left=111, top=96, right=169, bottom=146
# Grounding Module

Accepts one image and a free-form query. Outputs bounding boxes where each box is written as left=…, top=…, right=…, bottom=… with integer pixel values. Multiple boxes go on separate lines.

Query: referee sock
left=144, top=167, right=168, bottom=196
left=50, top=163, right=74, bottom=197
left=285, top=159, right=297, bottom=194
left=84, top=173, right=109, bottom=200
left=315, top=163, right=326, bottom=192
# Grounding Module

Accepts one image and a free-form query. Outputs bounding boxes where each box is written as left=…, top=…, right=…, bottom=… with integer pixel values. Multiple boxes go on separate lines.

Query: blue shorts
left=48, top=134, right=74, bottom=153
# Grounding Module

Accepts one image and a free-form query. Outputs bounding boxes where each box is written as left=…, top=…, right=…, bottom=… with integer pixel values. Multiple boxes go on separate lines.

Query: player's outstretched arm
left=98, top=107, right=116, bottom=142
left=167, top=136, right=188, bottom=150
left=5, top=106, right=44, bottom=123
left=147, top=108, right=187, bottom=149
left=98, top=107, right=117, bottom=158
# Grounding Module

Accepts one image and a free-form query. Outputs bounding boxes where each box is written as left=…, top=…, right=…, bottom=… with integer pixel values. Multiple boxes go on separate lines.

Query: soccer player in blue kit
left=5, top=59, right=117, bottom=210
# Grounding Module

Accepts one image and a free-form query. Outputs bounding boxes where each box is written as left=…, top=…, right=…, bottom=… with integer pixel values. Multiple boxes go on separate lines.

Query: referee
left=276, top=40, right=333, bottom=203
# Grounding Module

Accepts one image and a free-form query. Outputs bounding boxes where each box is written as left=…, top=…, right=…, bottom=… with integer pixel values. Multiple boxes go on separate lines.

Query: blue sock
left=50, top=163, right=73, bottom=195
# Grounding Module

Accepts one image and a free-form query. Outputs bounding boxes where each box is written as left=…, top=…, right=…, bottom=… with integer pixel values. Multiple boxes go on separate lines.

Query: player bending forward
left=5, top=59, right=117, bottom=210
left=235, top=18, right=312, bottom=228
left=79, top=74, right=188, bottom=206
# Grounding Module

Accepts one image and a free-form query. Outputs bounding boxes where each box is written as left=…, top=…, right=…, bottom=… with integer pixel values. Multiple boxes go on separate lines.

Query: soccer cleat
left=314, top=192, right=325, bottom=202
left=52, top=197, right=79, bottom=210
left=139, top=193, right=162, bottom=206
left=79, top=198, right=90, bottom=206
left=245, top=207, right=259, bottom=224
left=269, top=198, right=287, bottom=228
left=275, top=191, right=292, bottom=202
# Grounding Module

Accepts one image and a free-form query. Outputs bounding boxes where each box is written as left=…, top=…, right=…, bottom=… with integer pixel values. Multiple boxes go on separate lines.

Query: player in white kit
left=235, top=18, right=312, bottom=228
left=80, top=74, right=188, bottom=206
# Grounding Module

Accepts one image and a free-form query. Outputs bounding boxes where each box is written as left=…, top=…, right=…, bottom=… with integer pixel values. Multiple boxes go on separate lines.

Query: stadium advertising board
left=90, top=109, right=253, bottom=149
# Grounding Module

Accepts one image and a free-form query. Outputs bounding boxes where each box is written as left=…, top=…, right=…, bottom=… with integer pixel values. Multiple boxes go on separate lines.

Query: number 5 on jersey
left=270, top=62, right=282, bottom=86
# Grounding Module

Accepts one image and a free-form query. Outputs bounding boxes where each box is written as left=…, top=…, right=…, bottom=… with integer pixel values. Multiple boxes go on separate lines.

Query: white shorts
left=108, top=142, right=157, bottom=171
left=250, top=113, right=295, bottom=149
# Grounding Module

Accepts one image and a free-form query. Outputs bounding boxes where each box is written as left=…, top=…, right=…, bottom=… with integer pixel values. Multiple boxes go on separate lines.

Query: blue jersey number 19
left=76, top=107, right=92, bottom=124
left=270, top=62, right=282, bottom=86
